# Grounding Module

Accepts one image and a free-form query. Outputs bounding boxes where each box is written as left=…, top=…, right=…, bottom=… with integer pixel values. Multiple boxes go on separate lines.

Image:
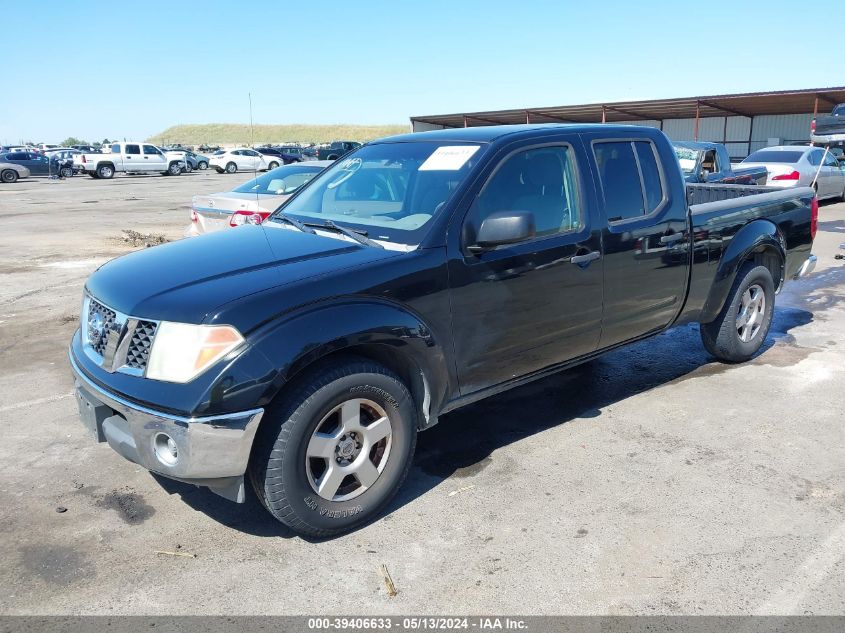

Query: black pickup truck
left=811, top=103, right=845, bottom=145
left=69, top=124, right=817, bottom=537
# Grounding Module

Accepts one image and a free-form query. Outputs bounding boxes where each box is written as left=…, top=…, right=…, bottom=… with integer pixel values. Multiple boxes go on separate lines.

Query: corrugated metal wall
left=411, top=113, right=815, bottom=158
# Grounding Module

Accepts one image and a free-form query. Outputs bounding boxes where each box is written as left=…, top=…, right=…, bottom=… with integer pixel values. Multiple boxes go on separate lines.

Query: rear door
left=123, top=144, right=142, bottom=171
left=823, top=150, right=844, bottom=198
left=447, top=135, right=604, bottom=394
left=581, top=133, right=690, bottom=348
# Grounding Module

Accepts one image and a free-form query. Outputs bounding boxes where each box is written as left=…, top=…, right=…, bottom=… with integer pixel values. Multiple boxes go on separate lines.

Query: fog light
left=154, top=433, right=179, bottom=466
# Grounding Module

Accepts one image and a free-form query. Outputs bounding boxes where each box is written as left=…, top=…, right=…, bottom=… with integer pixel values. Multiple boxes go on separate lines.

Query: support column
left=601, top=106, right=607, bottom=124
left=693, top=101, right=700, bottom=141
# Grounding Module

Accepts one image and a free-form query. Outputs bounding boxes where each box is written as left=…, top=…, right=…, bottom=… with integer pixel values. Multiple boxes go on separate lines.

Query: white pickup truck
left=74, top=142, right=186, bottom=179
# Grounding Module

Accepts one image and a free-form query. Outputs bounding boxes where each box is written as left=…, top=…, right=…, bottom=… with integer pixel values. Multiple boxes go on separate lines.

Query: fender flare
left=699, top=219, right=785, bottom=323
left=251, top=299, right=452, bottom=429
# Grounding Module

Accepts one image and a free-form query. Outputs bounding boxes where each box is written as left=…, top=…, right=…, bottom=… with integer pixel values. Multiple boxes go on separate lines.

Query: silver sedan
left=0, top=162, right=31, bottom=183
left=187, top=161, right=333, bottom=236
left=740, top=145, right=845, bottom=201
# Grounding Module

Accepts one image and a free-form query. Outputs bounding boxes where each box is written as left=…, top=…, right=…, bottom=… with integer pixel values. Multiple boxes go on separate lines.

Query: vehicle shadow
left=153, top=305, right=815, bottom=540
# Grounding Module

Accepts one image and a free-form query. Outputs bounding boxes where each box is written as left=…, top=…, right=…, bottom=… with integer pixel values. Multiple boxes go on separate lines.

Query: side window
left=807, top=151, right=822, bottom=166
left=125, top=144, right=140, bottom=155
left=111, top=143, right=120, bottom=154
left=824, top=152, right=839, bottom=167
left=593, top=140, right=664, bottom=222
left=468, top=145, right=581, bottom=239
left=143, top=145, right=160, bottom=155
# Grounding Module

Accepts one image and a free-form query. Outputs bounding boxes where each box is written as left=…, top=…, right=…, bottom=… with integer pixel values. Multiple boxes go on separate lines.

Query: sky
left=3, top=0, right=841, bottom=144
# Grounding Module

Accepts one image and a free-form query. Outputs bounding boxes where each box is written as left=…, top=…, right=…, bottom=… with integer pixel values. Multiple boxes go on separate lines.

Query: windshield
left=234, top=164, right=324, bottom=195
left=272, top=141, right=484, bottom=245
left=743, top=150, right=804, bottom=164
left=673, top=146, right=700, bottom=174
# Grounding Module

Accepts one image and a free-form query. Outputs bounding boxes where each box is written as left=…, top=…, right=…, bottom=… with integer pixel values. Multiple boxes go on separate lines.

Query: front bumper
left=69, top=349, right=263, bottom=502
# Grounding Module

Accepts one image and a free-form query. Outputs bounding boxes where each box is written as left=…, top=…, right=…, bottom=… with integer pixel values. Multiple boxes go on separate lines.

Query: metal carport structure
left=410, top=86, right=845, bottom=157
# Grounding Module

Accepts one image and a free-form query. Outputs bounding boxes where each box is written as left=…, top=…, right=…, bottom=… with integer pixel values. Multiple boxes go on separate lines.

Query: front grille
left=84, top=294, right=158, bottom=374
left=125, top=320, right=157, bottom=370
left=88, top=298, right=116, bottom=357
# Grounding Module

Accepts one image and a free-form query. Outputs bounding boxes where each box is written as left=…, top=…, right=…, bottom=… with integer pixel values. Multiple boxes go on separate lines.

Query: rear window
left=832, top=104, right=845, bottom=116
left=743, top=150, right=804, bottom=164
left=234, top=165, right=323, bottom=195
left=593, top=140, right=665, bottom=222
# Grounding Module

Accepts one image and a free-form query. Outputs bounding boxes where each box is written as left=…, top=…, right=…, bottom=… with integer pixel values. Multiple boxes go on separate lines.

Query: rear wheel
left=268, top=161, right=280, bottom=170
left=700, top=263, right=775, bottom=363
left=183, top=162, right=193, bottom=174
left=1, top=169, right=17, bottom=183
left=225, top=162, right=237, bottom=174
left=59, top=166, right=73, bottom=179
left=249, top=357, right=417, bottom=537
left=96, top=164, right=114, bottom=179
left=198, top=161, right=208, bottom=170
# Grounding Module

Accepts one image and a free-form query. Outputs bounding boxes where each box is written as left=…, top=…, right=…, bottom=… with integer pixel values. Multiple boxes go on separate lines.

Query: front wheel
left=167, top=162, right=182, bottom=176
left=700, top=263, right=775, bottom=363
left=249, top=357, right=417, bottom=537
left=0, top=169, right=17, bottom=183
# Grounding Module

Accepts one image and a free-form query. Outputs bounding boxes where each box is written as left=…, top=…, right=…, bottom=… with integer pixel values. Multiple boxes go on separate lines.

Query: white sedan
left=209, top=148, right=281, bottom=174
left=740, top=145, right=845, bottom=201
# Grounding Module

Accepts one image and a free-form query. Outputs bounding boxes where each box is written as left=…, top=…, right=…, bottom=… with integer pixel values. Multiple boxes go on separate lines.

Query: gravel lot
left=0, top=173, right=843, bottom=615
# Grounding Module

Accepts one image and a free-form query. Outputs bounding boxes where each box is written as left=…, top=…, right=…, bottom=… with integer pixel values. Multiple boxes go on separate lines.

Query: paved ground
left=0, top=173, right=843, bottom=615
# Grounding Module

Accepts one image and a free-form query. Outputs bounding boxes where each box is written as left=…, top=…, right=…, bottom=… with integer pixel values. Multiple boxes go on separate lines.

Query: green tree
left=61, top=137, right=87, bottom=147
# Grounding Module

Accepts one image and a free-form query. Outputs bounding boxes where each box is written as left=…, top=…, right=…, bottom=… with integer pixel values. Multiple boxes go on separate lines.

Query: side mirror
left=468, top=210, right=535, bottom=254
left=700, top=169, right=710, bottom=182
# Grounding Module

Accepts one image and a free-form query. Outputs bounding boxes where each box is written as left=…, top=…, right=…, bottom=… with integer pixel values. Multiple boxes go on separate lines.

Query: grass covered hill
left=147, top=123, right=409, bottom=146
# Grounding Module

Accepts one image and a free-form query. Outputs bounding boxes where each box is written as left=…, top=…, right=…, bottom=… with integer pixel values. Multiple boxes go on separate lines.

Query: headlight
left=146, top=322, right=244, bottom=383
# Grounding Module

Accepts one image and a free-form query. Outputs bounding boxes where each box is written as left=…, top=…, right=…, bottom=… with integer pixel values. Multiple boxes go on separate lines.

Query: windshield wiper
left=269, top=213, right=315, bottom=234
left=305, top=220, right=384, bottom=249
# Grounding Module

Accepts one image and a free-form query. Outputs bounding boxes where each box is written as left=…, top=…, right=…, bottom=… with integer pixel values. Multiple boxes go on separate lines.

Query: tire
left=700, top=263, right=775, bottom=363
left=96, top=164, right=114, bottom=179
left=0, top=169, right=17, bottom=184
left=167, top=162, right=182, bottom=176
left=268, top=161, right=280, bottom=170
left=183, top=162, right=193, bottom=174
left=59, top=166, right=73, bottom=179
left=249, top=357, right=417, bottom=537
left=327, top=154, right=339, bottom=160
left=198, top=161, right=208, bottom=170
left=225, top=162, right=237, bottom=174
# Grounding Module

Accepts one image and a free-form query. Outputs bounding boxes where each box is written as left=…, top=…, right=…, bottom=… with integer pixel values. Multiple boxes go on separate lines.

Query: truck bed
left=686, top=182, right=791, bottom=205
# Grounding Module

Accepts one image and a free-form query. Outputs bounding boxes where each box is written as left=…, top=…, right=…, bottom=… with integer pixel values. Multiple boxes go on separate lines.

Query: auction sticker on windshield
left=419, top=145, right=480, bottom=171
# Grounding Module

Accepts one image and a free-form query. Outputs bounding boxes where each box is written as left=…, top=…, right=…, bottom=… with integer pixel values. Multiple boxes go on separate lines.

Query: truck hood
left=86, top=225, right=401, bottom=324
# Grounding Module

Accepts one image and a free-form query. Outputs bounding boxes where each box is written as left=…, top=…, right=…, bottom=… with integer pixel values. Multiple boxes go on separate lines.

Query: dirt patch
left=19, top=544, right=95, bottom=586
left=116, top=230, right=170, bottom=248
left=95, top=488, right=155, bottom=525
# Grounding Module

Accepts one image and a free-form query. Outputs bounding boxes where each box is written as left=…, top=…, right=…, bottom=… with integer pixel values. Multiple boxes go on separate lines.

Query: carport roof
left=410, top=86, right=845, bottom=128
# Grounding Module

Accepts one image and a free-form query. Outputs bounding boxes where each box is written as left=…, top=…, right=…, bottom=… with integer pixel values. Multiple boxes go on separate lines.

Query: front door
left=142, top=144, right=166, bottom=172
left=448, top=138, right=604, bottom=395
left=582, top=134, right=690, bottom=348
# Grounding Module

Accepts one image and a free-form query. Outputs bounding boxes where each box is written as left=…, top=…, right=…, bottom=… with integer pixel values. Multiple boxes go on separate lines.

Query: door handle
left=660, top=233, right=685, bottom=245
left=569, top=251, right=601, bottom=265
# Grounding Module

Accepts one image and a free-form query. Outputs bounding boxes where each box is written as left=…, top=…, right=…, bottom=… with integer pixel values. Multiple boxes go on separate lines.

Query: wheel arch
left=251, top=301, right=451, bottom=431
left=700, top=219, right=785, bottom=323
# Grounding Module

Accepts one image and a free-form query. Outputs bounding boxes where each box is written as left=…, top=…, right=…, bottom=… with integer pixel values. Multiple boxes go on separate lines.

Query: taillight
left=190, top=209, right=198, bottom=223
left=772, top=170, right=800, bottom=181
left=81, top=155, right=87, bottom=163
left=810, top=196, right=818, bottom=241
left=229, top=210, right=270, bottom=227
left=810, top=119, right=816, bottom=134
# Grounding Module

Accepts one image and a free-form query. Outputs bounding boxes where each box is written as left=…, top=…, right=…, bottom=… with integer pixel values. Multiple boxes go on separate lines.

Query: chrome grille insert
left=81, top=293, right=159, bottom=375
